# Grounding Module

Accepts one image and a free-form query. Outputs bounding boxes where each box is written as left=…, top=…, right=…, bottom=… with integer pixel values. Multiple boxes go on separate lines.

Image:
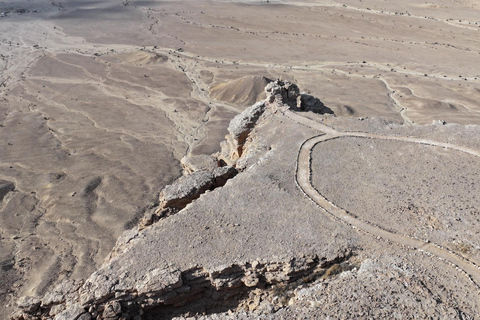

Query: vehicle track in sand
left=285, top=110, right=480, bottom=297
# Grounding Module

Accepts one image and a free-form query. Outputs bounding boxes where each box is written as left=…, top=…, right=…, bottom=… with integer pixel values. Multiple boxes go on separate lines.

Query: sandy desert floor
left=1, top=0, right=480, bottom=318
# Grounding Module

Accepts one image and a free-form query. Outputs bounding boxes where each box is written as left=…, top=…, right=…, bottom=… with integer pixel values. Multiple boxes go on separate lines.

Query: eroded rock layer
left=14, top=81, right=480, bottom=320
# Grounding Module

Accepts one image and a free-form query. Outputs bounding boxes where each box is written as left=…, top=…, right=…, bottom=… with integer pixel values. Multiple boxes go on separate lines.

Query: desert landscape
left=1, top=0, right=480, bottom=319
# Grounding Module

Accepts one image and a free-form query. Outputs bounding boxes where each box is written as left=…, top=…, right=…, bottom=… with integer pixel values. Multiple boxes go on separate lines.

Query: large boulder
left=180, top=154, right=219, bottom=174
left=265, top=79, right=301, bottom=110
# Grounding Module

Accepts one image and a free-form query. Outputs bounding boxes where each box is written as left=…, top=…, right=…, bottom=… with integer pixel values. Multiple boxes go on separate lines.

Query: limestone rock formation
left=139, top=165, right=237, bottom=228
left=181, top=155, right=220, bottom=175
left=227, top=101, right=267, bottom=141
left=12, top=80, right=349, bottom=320
left=218, top=101, right=267, bottom=166
left=217, top=79, right=320, bottom=167
left=264, top=79, right=301, bottom=111
left=159, top=170, right=217, bottom=210
left=15, top=253, right=352, bottom=320
left=16, top=79, right=480, bottom=320
left=159, top=166, right=237, bottom=211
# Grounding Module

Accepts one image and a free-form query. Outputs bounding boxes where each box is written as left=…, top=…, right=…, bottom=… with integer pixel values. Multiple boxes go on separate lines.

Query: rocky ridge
left=137, top=80, right=308, bottom=229
left=14, top=80, right=338, bottom=320
left=13, top=79, right=480, bottom=320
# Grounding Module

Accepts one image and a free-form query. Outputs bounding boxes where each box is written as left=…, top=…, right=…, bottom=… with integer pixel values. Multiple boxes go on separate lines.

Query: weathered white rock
left=42, top=280, right=82, bottom=307
left=160, top=170, right=215, bottom=210
left=181, top=154, right=219, bottom=174
left=102, top=301, right=122, bottom=319
left=17, top=296, right=41, bottom=313
left=264, top=79, right=300, bottom=110
left=135, top=268, right=183, bottom=295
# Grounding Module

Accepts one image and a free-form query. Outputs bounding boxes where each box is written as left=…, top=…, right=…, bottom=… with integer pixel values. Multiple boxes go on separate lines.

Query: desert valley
left=1, top=0, right=480, bottom=319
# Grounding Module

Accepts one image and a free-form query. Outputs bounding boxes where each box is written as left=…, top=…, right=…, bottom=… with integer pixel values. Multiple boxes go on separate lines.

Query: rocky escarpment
left=217, top=101, right=267, bottom=166
left=142, top=79, right=322, bottom=227
left=139, top=166, right=238, bottom=226
left=16, top=252, right=352, bottom=320
left=217, top=79, right=330, bottom=167
left=14, top=79, right=339, bottom=320
left=218, top=80, right=303, bottom=167
left=14, top=77, right=477, bottom=319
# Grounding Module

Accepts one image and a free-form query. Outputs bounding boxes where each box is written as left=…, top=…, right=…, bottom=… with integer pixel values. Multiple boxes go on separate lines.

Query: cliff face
left=14, top=81, right=480, bottom=320
left=15, top=80, right=346, bottom=320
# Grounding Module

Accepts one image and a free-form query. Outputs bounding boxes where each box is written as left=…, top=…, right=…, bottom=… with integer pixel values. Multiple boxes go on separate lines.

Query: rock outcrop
left=218, top=101, right=267, bottom=166
left=14, top=78, right=478, bottom=319
left=159, top=166, right=238, bottom=211
left=264, top=79, right=301, bottom=111
left=13, top=80, right=345, bottom=320
left=180, top=155, right=220, bottom=175
left=139, top=165, right=238, bottom=228
left=15, top=253, right=352, bottom=320
left=140, top=80, right=308, bottom=228
left=217, top=79, right=325, bottom=166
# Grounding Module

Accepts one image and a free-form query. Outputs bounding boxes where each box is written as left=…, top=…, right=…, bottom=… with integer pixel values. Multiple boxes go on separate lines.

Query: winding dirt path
left=285, top=110, right=480, bottom=290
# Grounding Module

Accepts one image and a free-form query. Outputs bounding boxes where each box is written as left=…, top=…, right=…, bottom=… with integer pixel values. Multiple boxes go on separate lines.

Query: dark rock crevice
left=139, top=165, right=238, bottom=228
left=144, top=253, right=354, bottom=319
left=0, top=179, right=15, bottom=202
left=17, top=252, right=353, bottom=320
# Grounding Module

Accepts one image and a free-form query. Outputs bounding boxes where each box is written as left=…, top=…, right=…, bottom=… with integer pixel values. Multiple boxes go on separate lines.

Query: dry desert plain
left=1, top=0, right=480, bottom=319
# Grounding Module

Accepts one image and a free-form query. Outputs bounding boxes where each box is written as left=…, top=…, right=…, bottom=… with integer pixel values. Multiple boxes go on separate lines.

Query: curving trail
left=285, top=110, right=480, bottom=291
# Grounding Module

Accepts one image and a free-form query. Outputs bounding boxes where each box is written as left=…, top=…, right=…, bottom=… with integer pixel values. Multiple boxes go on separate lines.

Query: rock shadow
left=298, top=94, right=334, bottom=115
left=143, top=254, right=353, bottom=320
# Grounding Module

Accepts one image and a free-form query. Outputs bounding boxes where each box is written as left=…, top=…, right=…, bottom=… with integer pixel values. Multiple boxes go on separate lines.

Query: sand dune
left=210, top=75, right=272, bottom=107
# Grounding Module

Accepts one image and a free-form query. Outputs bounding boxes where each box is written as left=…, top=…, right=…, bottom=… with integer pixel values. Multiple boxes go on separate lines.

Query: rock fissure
left=140, top=79, right=314, bottom=228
